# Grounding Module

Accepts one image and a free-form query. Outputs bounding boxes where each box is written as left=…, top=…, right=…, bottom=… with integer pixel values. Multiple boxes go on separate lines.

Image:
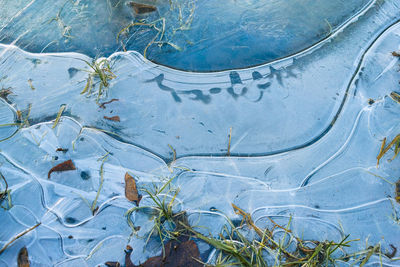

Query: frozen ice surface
left=0, top=0, right=400, bottom=266
left=0, top=0, right=373, bottom=71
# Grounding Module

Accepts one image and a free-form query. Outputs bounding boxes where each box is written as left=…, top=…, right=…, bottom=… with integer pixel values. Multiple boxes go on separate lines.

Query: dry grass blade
left=0, top=223, right=41, bottom=255
left=27, top=79, right=35, bottom=91
left=168, top=144, right=176, bottom=162
left=91, top=156, right=108, bottom=215
left=52, top=104, right=66, bottom=129
left=377, top=138, right=386, bottom=167
left=377, top=134, right=400, bottom=166
left=117, top=0, right=195, bottom=57
left=227, top=127, right=232, bottom=156
left=390, top=91, right=400, bottom=104
left=0, top=172, right=8, bottom=205
left=232, top=204, right=298, bottom=261
left=80, top=59, right=116, bottom=103
left=116, top=22, right=153, bottom=43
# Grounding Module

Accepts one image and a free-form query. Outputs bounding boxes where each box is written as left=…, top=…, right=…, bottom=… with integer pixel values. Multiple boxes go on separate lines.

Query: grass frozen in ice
left=80, top=58, right=116, bottom=104
left=124, top=178, right=395, bottom=267
left=117, top=0, right=196, bottom=58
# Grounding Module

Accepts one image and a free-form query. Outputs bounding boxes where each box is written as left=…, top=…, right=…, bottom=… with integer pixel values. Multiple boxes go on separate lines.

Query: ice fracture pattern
left=0, top=0, right=400, bottom=266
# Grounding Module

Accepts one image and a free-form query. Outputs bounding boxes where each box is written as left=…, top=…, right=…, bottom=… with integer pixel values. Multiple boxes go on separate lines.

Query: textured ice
left=0, top=0, right=400, bottom=266
left=0, top=0, right=373, bottom=71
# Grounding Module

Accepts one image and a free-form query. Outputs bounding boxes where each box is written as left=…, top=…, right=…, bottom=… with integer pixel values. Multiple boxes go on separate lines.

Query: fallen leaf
left=56, top=148, right=68, bottom=153
left=124, top=173, right=141, bottom=205
left=140, top=239, right=202, bottom=267
left=99, top=98, right=119, bottom=109
left=104, top=116, right=121, bottom=122
left=105, top=262, right=121, bottom=267
left=392, top=51, right=400, bottom=57
left=128, top=2, right=157, bottom=14
left=17, top=247, right=29, bottom=267
left=48, top=160, right=76, bottom=179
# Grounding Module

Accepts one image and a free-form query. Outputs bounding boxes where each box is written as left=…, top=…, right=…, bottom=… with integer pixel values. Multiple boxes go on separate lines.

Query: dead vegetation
left=48, top=159, right=76, bottom=179
left=109, top=177, right=395, bottom=267
left=80, top=58, right=116, bottom=104
left=17, top=247, right=30, bottom=267
left=0, top=223, right=41, bottom=256
left=117, top=0, right=196, bottom=58
left=125, top=172, right=141, bottom=205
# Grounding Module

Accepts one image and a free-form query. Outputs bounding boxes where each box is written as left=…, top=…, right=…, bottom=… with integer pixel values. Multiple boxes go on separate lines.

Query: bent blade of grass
left=91, top=155, right=108, bottom=214
left=377, top=137, right=386, bottom=167
left=52, top=104, right=66, bottom=129
left=377, top=134, right=400, bottom=166
left=0, top=222, right=41, bottom=255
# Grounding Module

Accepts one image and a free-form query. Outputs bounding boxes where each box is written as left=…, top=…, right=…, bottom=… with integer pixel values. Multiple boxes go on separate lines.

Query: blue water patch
left=0, top=0, right=372, bottom=71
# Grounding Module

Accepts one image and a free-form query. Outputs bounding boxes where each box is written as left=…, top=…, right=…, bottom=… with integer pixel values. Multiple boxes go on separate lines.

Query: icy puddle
left=0, top=0, right=400, bottom=266
left=1, top=0, right=372, bottom=71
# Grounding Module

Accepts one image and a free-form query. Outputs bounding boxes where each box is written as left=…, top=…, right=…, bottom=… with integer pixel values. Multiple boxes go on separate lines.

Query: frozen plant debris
left=81, top=58, right=116, bottom=103
left=0, top=223, right=41, bottom=256
left=390, top=91, right=400, bottom=104
left=0, top=172, right=8, bottom=205
left=124, top=172, right=141, bottom=205
left=17, top=247, right=30, bottom=267
left=99, top=98, right=119, bottom=109
left=0, top=88, right=13, bottom=102
left=52, top=104, right=66, bottom=129
left=377, top=134, right=400, bottom=166
left=104, top=115, right=121, bottom=122
left=392, top=51, right=400, bottom=57
left=128, top=2, right=157, bottom=15
left=105, top=261, right=120, bottom=267
left=137, top=239, right=202, bottom=267
left=48, top=159, right=76, bottom=179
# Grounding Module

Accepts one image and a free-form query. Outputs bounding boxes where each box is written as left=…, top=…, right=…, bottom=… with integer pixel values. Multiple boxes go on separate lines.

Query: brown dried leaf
left=104, top=116, right=121, bottom=122
left=140, top=240, right=202, bottom=267
left=48, top=159, right=76, bottom=179
left=99, top=98, right=119, bottom=109
left=128, top=2, right=157, bottom=14
left=17, top=247, right=29, bottom=267
left=124, top=173, right=141, bottom=205
left=105, top=262, right=121, bottom=267
left=392, top=51, right=400, bottom=57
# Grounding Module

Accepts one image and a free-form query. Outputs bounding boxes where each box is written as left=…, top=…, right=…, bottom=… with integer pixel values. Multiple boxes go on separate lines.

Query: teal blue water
left=1, top=0, right=371, bottom=71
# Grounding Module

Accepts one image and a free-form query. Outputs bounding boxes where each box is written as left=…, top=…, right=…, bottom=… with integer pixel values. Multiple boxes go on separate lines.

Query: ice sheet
left=0, top=0, right=400, bottom=266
